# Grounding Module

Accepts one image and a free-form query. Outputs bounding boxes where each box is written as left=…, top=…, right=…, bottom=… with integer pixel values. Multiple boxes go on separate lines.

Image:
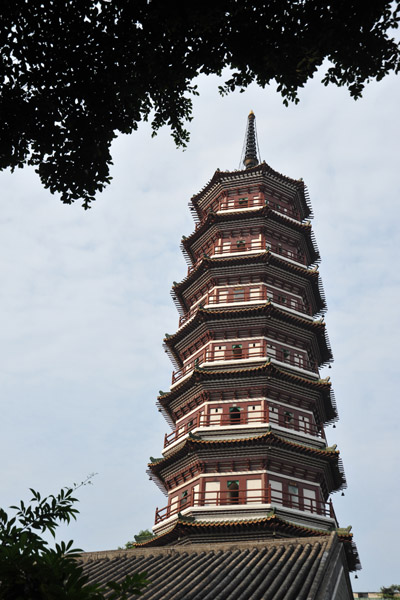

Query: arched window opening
left=227, top=480, right=240, bottom=504
left=232, top=344, right=243, bottom=358
left=229, top=406, right=241, bottom=425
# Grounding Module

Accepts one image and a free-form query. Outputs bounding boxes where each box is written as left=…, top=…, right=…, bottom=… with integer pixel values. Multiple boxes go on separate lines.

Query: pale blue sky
left=1, top=69, right=399, bottom=592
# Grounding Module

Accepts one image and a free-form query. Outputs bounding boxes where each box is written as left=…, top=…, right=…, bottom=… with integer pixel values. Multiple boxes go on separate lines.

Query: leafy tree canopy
left=134, top=529, right=155, bottom=544
left=1, top=0, right=399, bottom=208
left=123, top=529, right=155, bottom=549
left=0, top=481, right=149, bottom=599
left=380, top=584, right=400, bottom=599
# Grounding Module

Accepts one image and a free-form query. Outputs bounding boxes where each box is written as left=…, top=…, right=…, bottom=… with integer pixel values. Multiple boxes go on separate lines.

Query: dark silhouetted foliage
left=0, top=483, right=149, bottom=599
left=380, top=584, right=400, bottom=599
left=123, top=529, right=155, bottom=548
left=1, top=1, right=399, bottom=207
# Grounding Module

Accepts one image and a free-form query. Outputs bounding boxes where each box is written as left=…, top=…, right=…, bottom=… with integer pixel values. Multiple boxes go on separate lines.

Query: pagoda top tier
left=188, top=111, right=312, bottom=223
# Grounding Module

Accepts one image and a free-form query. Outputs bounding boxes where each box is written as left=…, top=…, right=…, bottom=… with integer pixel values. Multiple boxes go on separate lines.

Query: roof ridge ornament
left=242, top=110, right=260, bottom=169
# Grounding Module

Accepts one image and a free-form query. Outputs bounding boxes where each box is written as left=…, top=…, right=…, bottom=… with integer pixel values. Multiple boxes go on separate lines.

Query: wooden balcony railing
left=273, top=349, right=317, bottom=372
left=222, top=290, right=308, bottom=314
left=266, top=201, right=300, bottom=220
left=171, top=345, right=317, bottom=384
left=218, top=197, right=265, bottom=211
left=178, top=288, right=310, bottom=327
left=172, top=346, right=266, bottom=384
left=206, top=288, right=268, bottom=305
left=193, top=198, right=301, bottom=228
left=163, top=408, right=326, bottom=448
left=193, top=198, right=265, bottom=232
left=187, top=242, right=305, bottom=276
left=211, top=240, right=263, bottom=255
left=155, top=486, right=336, bottom=524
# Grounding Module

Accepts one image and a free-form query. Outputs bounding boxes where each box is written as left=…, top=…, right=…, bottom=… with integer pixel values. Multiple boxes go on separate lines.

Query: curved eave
left=190, top=163, right=312, bottom=221
left=148, top=430, right=343, bottom=480
left=164, top=302, right=333, bottom=367
left=158, top=362, right=338, bottom=427
left=182, top=206, right=319, bottom=264
left=158, top=360, right=332, bottom=404
left=173, top=252, right=326, bottom=312
left=166, top=302, right=329, bottom=344
left=149, top=443, right=345, bottom=497
left=140, top=514, right=319, bottom=547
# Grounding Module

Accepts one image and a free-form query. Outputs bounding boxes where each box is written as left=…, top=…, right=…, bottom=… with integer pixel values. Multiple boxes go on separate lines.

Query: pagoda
left=143, top=112, right=359, bottom=572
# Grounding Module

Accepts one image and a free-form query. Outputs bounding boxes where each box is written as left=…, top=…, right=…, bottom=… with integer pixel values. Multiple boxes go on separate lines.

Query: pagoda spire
left=243, top=110, right=259, bottom=169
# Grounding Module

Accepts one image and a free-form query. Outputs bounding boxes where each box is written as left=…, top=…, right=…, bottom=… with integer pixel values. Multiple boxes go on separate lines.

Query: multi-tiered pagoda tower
left=144, top=112, right=359, bottom=572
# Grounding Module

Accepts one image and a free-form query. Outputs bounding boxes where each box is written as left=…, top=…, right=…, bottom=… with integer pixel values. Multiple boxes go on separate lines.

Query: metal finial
left=242, top=111, right=259, bottom=169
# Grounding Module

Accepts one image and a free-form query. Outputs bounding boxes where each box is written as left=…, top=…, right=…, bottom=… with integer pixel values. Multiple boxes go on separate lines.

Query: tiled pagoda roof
left=149, top=429, right=340, bottom=466
left=182, top=205, right=320, bottom=264
left=184, top=205, right=313, bottom=246
left=172, top=252, right=327, bottom=314
left=160, top=360, right=331, bottom=398
left=164, top=302, right=333, bottom=366
left=157, top=360, right=338, bottom=427
left=147, top=430, right=346, bottom=492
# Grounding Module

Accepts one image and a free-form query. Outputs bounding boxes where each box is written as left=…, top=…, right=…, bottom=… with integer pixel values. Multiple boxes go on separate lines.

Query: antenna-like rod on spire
left=242, top=110, right=259, bottom=169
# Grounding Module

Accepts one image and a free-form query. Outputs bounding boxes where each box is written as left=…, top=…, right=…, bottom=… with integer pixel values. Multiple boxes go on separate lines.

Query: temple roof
left=80, top=534, right=359, bottom=600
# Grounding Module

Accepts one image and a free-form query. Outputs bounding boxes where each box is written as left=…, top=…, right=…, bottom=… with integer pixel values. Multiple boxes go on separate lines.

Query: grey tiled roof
left=81, top=533, right=353, bottom=599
